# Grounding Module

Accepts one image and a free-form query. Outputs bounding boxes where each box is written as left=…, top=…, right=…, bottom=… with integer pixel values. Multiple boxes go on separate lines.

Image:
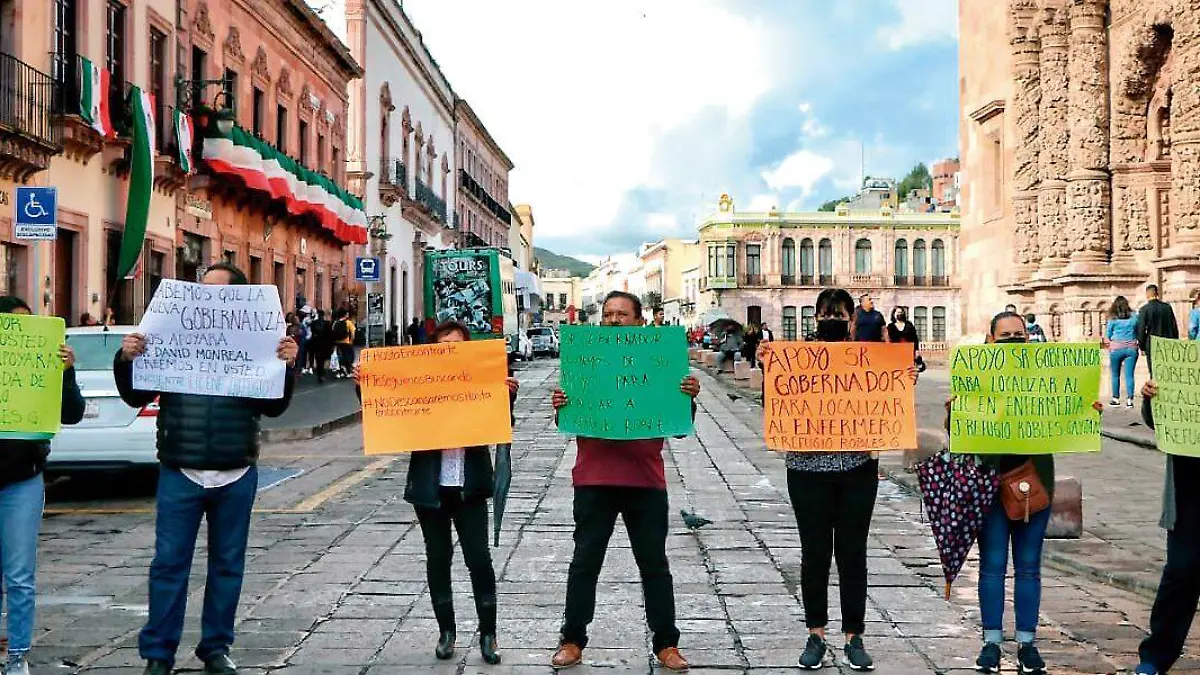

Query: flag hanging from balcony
left=115, top=87, right=156, bottom=282
left=79, top=57, right=114, bottom=139
left=174, top=110, right=194, bottom=174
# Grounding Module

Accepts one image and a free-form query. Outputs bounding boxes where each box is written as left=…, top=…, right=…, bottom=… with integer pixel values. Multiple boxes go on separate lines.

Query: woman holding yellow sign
left=354, top=320, right=518, bottom=666
left=0, top=296, right=84, bottom=675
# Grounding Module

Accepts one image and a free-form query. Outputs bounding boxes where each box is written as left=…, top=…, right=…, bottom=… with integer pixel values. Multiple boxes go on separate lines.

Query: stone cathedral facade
left=959, top=0, right=1200, bottom=342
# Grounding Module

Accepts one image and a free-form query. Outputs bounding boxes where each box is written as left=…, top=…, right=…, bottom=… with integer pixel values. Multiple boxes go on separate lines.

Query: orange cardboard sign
left=359, top=340, right=512, bottom=454
left=763, top=341, right=917, bottom=452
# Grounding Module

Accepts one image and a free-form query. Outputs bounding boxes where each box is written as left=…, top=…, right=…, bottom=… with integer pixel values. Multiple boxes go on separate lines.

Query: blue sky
left=386, top=0, right=960, bottom=259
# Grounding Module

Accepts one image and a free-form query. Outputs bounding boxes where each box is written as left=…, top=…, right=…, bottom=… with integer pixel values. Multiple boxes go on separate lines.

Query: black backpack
left=332, top=319, right=350, bottom=342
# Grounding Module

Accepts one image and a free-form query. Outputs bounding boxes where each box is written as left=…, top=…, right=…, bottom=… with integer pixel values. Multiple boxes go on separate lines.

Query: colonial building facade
left=959, top=0, right=1200, bottom=341
left=698, top=195, right=962, bottom=348
left=339, top=0, right=456, bottom=333
left=456, top=99, right=512, bottom=249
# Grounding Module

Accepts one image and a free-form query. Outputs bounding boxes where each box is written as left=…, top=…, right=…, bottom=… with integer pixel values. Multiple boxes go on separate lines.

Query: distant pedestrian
left=385, top=324, right=400, bottom=346
left=1137, top=284, right=1179, bottom=371
left=549, top=291, right=700, bottom=672
left=1135, top=379, right=1200, bottom=675
left=1105, top=296, right=1139, bottom=408
left=300, top=306, right=315, bottom=374
left=886, top=307, right=922, bottom=371
left=651, top=306, right=666, bottom=327
left=742, top=325, right=761, bottom=368
left=333, top=309, right=356, bottom=378
left=79, top=312, right=99, bottom=327
left=285, top=313, right=305, bottom=379
left=309, top=310, right=333, bottom=383
left=1025, top=313, right=1048, bottom=343
left=406, top=317, right=426, bottom=345
left=1188, top=294, right=1200, bottom=340
left=113, top=263, right=298, bottom=675
left=718, top=326, right=742, bottom=370
left=0, top=296, right=85, bottom=675
left=853, top=294, right=887, bottom=343
left=355, top=321, right=517, bottom=665
left=761, top=323, right=774, bottom=342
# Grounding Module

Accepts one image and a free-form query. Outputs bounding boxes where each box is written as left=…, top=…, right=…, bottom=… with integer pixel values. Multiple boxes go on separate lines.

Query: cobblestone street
left=23, top=362, right=1200, bottom=674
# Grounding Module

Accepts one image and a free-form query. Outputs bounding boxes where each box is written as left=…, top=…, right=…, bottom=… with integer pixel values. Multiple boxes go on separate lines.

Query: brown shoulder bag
left=998, top=460, right=1050, bottom=523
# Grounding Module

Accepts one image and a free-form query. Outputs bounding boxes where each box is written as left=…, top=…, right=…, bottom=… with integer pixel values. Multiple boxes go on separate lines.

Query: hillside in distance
left=534, top=247, right=595, bottom=277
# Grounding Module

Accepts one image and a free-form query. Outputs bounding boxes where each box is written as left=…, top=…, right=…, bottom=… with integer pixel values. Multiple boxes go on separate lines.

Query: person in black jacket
left=0, top=296, right=84, bottom=675
left=354, top=320, right=517, bottom=665
left=1137, top=284, right=1179, bottom=371
left=113, top=263, right=298, bottom=675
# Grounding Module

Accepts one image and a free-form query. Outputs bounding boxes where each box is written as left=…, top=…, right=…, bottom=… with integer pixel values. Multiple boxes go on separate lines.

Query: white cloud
left=878, top=0, right=958, bottom=51
left=399, top=0, right=774, bottom=250
left=761, top=151, right=834, bottom=195
left=747, top=194, right=779, bottom=212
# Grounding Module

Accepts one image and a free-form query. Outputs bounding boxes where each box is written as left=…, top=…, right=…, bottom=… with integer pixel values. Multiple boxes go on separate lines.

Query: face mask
left=995, top=337, right=1027, bottom=344
left=816, top=319, right=850, bottom=341
left=895, top=314, right=907, bottom=322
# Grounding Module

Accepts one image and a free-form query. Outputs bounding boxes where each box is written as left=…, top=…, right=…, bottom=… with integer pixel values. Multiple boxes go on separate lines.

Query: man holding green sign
left=0, top=295, right=85, bottom=675
left=550, top=291, right=699, bottom=673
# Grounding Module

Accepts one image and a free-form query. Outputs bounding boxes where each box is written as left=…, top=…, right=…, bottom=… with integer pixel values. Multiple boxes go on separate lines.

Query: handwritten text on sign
left=0, top=314, right=64, bottom=438
left=1150, top=337, right=1200, bottom=457
left=949, top=342, right=1101, bottom=454
left=763, top=342, right=917, bottom=452
left=557, top=325, right=692, bottom=440
left=134, top=280, right=286, bottom=399
left=359, top=340, right=512, bottom=454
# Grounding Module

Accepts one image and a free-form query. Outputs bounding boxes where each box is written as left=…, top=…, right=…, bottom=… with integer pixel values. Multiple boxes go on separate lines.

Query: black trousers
left=415, top=489, right=497, bottom=635
left=561, top=486, right=679, bottom=652
left=336, top=343, right=355, bottom=374
left=787, top=460, right=878, bottom=635
left=1140, top=456, right=1200, bottom=672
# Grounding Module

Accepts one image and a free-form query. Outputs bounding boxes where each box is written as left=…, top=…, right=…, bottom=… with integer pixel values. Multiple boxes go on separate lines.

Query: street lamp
left=211, top=92, right=235, bottom=135
left=174, top=75, right=237, bottom=135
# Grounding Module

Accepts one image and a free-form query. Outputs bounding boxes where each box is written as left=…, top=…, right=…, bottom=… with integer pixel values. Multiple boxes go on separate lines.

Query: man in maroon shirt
left=550, top=291, right=700, bottom=672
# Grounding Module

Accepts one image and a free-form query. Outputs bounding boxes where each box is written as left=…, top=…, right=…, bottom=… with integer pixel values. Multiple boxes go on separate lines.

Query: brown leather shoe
left=657, top=647, right=690, bottom=672
left=552, top=643, right=583, bottom=669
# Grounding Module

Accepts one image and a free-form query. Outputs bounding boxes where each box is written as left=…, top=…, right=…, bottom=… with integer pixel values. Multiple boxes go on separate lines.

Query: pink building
left=455, top=100, right=513, bottom=248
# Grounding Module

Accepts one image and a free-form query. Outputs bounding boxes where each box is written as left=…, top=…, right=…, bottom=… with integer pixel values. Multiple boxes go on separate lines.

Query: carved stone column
left=1011, top=0, right=1041, bottom=280
left=1064, top=0, right=1112, bottom=274
left=1036, top=5, right=1070, bottom=279
left=344, top=0, right=368, bottom=196
left=1170, top=5, right=1200, bottom=252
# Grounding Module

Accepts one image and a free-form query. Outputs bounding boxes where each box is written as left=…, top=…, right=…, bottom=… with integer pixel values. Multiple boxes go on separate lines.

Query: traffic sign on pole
left=355, top=257, right=381, bottom=282
left=14, top=187, right=57, bottom=240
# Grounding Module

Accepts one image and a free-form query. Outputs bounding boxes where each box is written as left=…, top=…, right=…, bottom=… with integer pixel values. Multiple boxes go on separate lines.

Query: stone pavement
left=24, top=362, right=1200, bottom=674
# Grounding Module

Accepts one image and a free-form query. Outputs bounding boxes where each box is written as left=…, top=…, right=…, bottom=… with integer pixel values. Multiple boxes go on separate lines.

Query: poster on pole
left=133, top=279, right=287, bottom=398
left=763, top=342, right=917, bottom=452
left=557, top=325, right=692, bottom=440
left=359, top=340, right=512, bottom=454
left=0, top=313, right=65, bottom=439
left=949, top=342, right=1102, bottom=454
left=1150, top=337, right=1200, bottom=456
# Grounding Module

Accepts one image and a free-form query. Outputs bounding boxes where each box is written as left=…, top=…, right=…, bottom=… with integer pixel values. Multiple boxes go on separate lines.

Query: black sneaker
left=976, top=643, right=1001, bottom=673
left=798, top=634, right=829, bottom=670
left=844, top=636, right=875, bottom=672
left=1017, top=642, right=1046, bottom=675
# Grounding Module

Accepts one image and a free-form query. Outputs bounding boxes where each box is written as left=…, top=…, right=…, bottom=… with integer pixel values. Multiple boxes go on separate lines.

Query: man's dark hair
left=652, top=306, right=663, bottom=314
left=0, top=296, right=31, bottom=314
left=1148, top=284, right=1160, bottom=296
left=815, top=288, right=854, bottom=318
left=859, top=294, right=871, bottom=302
left=203, top=262, right=249, bottom=285
left=430, top=320, right=471, bottom=343
left=990, top=311, right=1024, bottom=337
left=603, top=290, right=642, bottom=316
left=1025, top=313, right=1037, bottom=324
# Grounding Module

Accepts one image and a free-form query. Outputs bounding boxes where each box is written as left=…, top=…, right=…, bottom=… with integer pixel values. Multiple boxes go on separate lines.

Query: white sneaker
left=1127, top=398, right=1135, bottom=408
left=1109, top=398, right=1121, bottom=407
left=5, top=653, right=30, bottom=675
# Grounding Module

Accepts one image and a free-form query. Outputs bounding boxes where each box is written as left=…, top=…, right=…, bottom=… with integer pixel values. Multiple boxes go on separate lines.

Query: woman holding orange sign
left=354, top=320, right=518, bottom=666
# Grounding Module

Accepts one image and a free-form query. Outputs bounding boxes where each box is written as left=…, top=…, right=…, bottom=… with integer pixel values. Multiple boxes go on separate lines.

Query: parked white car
left=48, top=326, right=159, bottom=471
left=528, top=326, right=559, bottom=357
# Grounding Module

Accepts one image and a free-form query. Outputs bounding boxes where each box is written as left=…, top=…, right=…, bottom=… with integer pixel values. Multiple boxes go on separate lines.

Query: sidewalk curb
left=1101, top=428, right=1157, bottom=450
left=260, top=411, right=362, bottom=443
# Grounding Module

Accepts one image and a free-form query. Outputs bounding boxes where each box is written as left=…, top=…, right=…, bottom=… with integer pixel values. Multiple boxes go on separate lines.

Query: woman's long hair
left=430, top=320, right=471, bottom=343
left=814, top=288, right=854, bottom=318
left=1110, top=296, right=1132, bottom=320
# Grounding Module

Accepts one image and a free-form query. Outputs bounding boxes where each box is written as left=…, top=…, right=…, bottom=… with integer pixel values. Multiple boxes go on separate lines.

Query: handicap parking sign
left=14, top=187, right=57, bottom=240
left=355, top=257, right=381, bottom=282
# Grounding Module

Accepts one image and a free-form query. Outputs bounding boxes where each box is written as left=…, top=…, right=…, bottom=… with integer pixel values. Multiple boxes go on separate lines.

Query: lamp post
left=174, top=75, right=237, bottom=136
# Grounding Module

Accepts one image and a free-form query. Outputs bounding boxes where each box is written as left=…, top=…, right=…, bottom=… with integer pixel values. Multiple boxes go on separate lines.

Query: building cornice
left=456, top=99, right=514, bottom=170
left=969, top=99, right=1006, bottom=123
left=368, top=0, right=456, bottom=115
left=282, top=0, right=364, bottom=78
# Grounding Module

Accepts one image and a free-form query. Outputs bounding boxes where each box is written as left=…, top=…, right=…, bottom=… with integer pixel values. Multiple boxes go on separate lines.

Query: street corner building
left=0, top=0, right=367, bottom=325
left=696, top=194, right=962, bottom=350
left=959, top=0, right=1200, bottom=342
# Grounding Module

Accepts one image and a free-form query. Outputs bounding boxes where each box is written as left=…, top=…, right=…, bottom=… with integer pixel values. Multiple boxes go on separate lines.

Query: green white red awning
left=202, top=125, right=368, bottom=245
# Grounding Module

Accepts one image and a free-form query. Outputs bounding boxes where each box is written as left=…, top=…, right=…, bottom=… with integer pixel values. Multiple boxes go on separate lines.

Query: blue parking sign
left=14, top=187, right=56, bottom=240
left=355, top=257, right=381, bottom=282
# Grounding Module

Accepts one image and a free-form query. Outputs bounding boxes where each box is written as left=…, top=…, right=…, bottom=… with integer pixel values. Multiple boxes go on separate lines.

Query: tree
left=897, top=162, right=933, bottom=198
left=818, top=197, right=849, bottom=212
left=642, top=291, right=663, bottom=310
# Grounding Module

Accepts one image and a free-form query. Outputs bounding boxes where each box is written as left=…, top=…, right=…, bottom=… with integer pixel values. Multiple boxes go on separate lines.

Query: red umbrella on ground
left=916, top=451, right=1001, bottom=599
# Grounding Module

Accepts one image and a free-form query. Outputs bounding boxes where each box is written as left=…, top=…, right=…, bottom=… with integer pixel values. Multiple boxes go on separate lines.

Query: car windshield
left=66, top=332, right=128, bottom=371
left=528, top=328, right=552, bottom=337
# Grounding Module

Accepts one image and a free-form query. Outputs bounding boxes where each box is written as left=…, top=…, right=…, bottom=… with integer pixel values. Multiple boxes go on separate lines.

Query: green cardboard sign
left=558, top=325, right=692, bottom=440
left=1150, top=337, right=1200, bottom=456
left=0, top=313, right=65, bottom=439
left=949, top=342, right=1101, bottom=454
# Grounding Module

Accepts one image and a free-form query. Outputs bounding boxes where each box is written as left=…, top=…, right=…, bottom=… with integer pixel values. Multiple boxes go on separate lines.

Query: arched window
left=800, top=238, right=815, bottom=282
left=818, top=238, right=833, bottom=282
left=914, top=307, right=928, bottom=341
left=913, top=239, right=927, bottom=284
left=894, top=239, right=908, bottom=283
left=783, top=306, right=798, bottom=340
left=854, top=238, right=872, bottom=275
left=782, top=238, right=796, bottom=284
left=932, top=239, right=946, bottom=283
left=932, top=307, right=946, bottom=341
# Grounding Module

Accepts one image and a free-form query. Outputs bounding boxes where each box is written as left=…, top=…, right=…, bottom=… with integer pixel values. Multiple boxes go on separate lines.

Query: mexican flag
left=115, top=87, right=156, bottom=281
left=79, top=56, right=113, bottom=138
left=174, top=110, right=194, bottom=174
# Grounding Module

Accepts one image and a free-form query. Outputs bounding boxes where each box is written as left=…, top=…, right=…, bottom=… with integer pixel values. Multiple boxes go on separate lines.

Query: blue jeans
left=0, top=475, right=44, bottom=656
left=139, top=467, right=257, bottom=665
left=977, top=504, right=1050, bottom=644
left=1110, top=348, right=1138, bottom=399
